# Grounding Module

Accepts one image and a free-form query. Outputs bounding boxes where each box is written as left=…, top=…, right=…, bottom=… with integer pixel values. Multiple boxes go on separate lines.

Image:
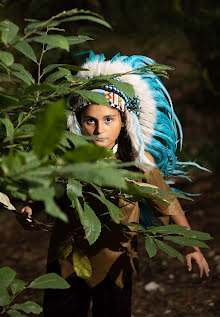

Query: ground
left=0, top=172, right=219, bottom=317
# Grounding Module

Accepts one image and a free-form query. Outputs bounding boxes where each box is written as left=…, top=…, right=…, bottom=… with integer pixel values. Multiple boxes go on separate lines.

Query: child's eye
left=106, top=117, right=112, bottom=122
left=86, top=118, right=94, bottom=124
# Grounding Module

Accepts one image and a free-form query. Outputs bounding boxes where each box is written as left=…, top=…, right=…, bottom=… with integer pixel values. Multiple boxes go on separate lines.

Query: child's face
left=81, top=104, right=125, bottom=149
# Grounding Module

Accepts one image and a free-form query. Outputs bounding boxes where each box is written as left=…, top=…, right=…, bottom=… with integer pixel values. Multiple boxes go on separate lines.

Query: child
left=20, top=52, right=209, bottom=317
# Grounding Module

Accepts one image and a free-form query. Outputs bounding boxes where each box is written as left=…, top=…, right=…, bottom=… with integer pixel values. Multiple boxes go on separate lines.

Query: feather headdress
left=67, top=51, right=186, bottom=176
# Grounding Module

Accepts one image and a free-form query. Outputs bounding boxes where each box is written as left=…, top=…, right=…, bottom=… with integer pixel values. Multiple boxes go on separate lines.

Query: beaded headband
left=75, top=84, right=141, bottom=116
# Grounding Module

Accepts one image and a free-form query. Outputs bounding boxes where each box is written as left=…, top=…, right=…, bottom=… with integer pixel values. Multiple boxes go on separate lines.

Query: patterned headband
left=75, top=84, right=141, bottom=116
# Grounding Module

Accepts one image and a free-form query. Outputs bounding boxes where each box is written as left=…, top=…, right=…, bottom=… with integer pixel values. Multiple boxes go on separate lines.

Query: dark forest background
left=1, top=1, right=220, bottom=316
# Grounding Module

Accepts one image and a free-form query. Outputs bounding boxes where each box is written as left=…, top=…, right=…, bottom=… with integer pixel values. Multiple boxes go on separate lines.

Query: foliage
left=0, top=266, right=70, bottom=316
left=0, top=7, right=213, bottom=280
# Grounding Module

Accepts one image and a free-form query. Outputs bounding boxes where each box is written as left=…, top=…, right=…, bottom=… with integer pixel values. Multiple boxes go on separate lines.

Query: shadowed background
left=1, top=0, right=220, bottom=316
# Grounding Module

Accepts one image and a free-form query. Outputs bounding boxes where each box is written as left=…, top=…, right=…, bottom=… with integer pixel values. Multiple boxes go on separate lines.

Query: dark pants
left=43, top=261, right=132, bottom=317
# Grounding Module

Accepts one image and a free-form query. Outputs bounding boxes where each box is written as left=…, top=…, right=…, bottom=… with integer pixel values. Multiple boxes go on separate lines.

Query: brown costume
left=47, top=152, right=184, bottom=289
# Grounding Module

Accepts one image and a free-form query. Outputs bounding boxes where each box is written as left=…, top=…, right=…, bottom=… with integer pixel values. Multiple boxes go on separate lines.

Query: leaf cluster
left=0, top=266, right=69, bottom=316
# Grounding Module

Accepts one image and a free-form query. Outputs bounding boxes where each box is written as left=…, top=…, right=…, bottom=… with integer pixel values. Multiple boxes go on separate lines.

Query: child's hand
left=21, top=206, right=33, bottom=221
left=186, top=249, right=210, bottom=278
left=17, top=205, right=33, bottom=229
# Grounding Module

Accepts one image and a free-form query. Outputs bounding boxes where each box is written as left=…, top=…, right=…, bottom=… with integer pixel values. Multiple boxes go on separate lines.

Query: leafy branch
left=0, top=266, right=70, bottom=317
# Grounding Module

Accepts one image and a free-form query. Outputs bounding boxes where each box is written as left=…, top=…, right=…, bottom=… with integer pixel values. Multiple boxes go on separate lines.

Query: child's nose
left=95, top=121, right=104, bottom=134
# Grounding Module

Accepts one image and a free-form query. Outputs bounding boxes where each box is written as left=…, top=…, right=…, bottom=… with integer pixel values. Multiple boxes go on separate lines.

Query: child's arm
left=171, top=214, right=210, bottom=278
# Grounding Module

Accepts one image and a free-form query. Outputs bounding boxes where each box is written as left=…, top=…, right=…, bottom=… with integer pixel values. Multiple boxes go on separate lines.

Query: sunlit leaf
left=0, top=266, right=16, bottom=288
left=7, top=309, right=25, bottom=317
left=64, top=144, right=112, bottom=162
left=10, top=279, right=27, bottom=295
left=67, top=178, right=83, bottom=199
left=72, top=249, right=92, bottom=279
left=0, top=20, right=19, bottom=45
left=0, top=192, right=16, bottom=211
left=83, top=202, right=101, bottom=245
left=66, top=35, right=93, bottom=46
left=31, top=35, right=69, bottom=51
left=61, top=131, right=89, bottom=148
left=74, top=89, right=109, bottom=107
left=108, top=79, right=135, bottom=99
left=28, top=273, right=70, bottom=289
left=11, top=301, right=42, bottom=314
left=32, top=99, right=66, bottom=159
left=0, top=51, right=14, bottom=66
left=58, top=15, right=111, bottom=30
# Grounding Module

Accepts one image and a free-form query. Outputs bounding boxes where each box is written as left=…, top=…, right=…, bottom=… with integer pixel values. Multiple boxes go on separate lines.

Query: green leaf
left=146, top=224, right=188, bottom=235
left=58, top=15, right=111, bottom=30
left=182, top=230, right=213, bottom=240
left=88, top=192, right=123, bottom=224
left=32, top=99, right=66, bottom=159
left=67, top=178, right=83, bottom=199
left=0, top=61, right=10, bottom=74
left=32, top=35, right=69, bottom=51
left=41, top=63, right=65, bottom=76
left=163, top=236, right=209, bottom=248
left=24, top=83, right=55, bottom=95
left=0, top=287, right=11, bottom=306
left=45, top=67, right=71, bottom=83
left=28, top=273, right=70, bottom=289
left=11, top=63, right=35, bottom=86
left=74, top=197, right=84, bottom=223
left=0, top=267, right=16, bottom=288
left=10, top=279, right=27, bottom=295
left=121, top=221, right=145, bottom=232
left=0, top=116, right=14, bottom=140
left=7, top=309, right=25, bottom=317
left=14, top=40, right=37, bottom=63
left=154, top=238, right=183, bottom=263
left=65, top=162, right=127, bottom=188
left=64, top=144, right=112, bottom=162
left=66, top=35, right=93, bottom=46
left=42, top=63, right=87, bottom=77
left=0, top=93, right=18, bottom=108
left=159, top=190, right=193, bottom=201
left=74, top=90, right=109, bottom=107
left=108, top=79, right=135, bottom=99
left=72, top=250, right=92, bottom=279
left=145, top=235, right=157, bottom=258
left=0, top=20, right=19, bottom=45
left=0, top=51, right=14, bottom=66
left=11, top=301, right=42, bottom=314
left=83, top=202, right=101, bottom=245
left=29, top=187, right=68, bottom=222
left=61, top=131, right=89, bottom=148
left=62, top=65, right=88, bottom=72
